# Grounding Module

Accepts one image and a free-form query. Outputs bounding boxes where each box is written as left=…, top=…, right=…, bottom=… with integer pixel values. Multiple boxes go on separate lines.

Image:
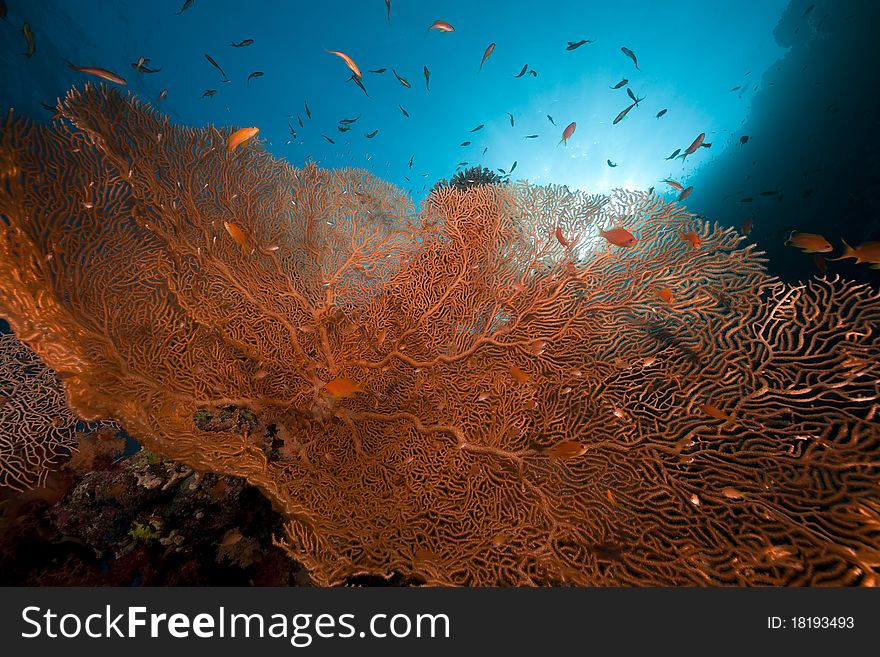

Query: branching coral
left=0, top=85, right=878, bottom=585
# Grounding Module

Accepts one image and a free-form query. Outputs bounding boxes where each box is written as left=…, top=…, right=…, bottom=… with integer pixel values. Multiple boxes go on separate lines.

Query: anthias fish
left=656, top=109, right=667, bottom=118
left=678, top=186, right=694, bottom=201
left=830, top=240, right=880, bottom=267
left=558, top=121, right=576, bottom=145
left=429, top=20, right=454, bottom=32
left=204, top=53, right=228, bottom=80
left=327, top=50, right=362, bottom=78
left=784, top=231, right=833, bottom=253
left=68, top=63, right=127, bottom=85
left=566, top=39, right=593, bottom=50
left=613, top=102, right=637, bottom=125
left=230, top=39, right=254, bottom=47
left=223, top=221, right=248, bottom=255
left=621, top=46, right=640, bottom=70
left=321, top=378, right=364, bottom=399
left=392, top=69, right=410, bottom=87
left=479, top=42, right=496, bottom=71
left=544, top=441, right=588, bottom=461
left=226, top=126, right=259, bottom=151
left=610, top=78, right=628, bottom=89
left=599, top=227, right=636, bottom=247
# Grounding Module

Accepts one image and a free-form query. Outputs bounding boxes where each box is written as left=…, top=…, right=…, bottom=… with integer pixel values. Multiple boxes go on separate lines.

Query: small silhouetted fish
left=339, top=116, right=359, bottom=124
left=804, top=4, right=814, bottom=16
left=760, top=190, right=779, bottom=196
left=204, top=53, right=228, bottom=80
left=230, top=39, right=254, bottom=47
left=701, top=142, right=711, bottom=148
left=22, top=22, right=35, bottom=57
left=547, top=115, right=556, bottom=126
left=157, top=89, right=168, bottom=101
left=297, top=115, right=304, bottom=127
left=392, top=69, right=411, bottom=88
left=399, top=104, right=409, bottom=117
left=369, top=68, right=387, bottom=73
left=730, top=85, right=741, bottom=91
left=566, top=39, right=594, bottom=50
left=337, top=125, right=351, bottom=132
left=288, top=123, right=297, bottom=138
left=469, top=124, right=485, bottom=133
left=607, top=159, right=617, bottom=167
left=459, top=141, right=472, bottom=146
left=458, top=162, right=468, bottom=167
left=408, top=155, right=414, bottom=168
left=479, top=42, right=496, bottom=71
left=507, top=112, right=515, bottom=127
left=621, top=46, right=640, bottom=70
left=656, top=109, right=667, bottom=118
left=202, top=89, right=216, bottom=97
left=510, top=161, right=517, bottom=173
left=739, top=135, right=749, bottom=146
left=176, top=0, right=194, bottom=15
left=498, top=168, right=506, bottom=174
left=524, top=134, right=539, bottom=139
left=513, top=64, right=528, bottom=78
left=610, top=78, right=628, bottom=89
left=247, top=71, right=264, bottom=84
left=482, top=147, right=488, bottom=155
left=322, top=135, right=335, bottom=144
left=666, top=149, right=681, bottom=160
left=366, top=129, right=379, bottom=138
left=528, top=70, right=537, bottom=77
left=423, top=65, right=430, bottom=91
left=305, top=101, right=312, bottom=119
left=385, top=0, right=391, bottom=22
left=613, top=102, right=637, bottom=125
left=349, top=74, right=370, bottom=96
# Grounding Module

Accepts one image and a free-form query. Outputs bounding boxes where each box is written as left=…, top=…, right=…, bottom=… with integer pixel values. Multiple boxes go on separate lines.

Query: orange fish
left=656, top=287, right=674, bottom=303
left=701, top=402, right=733, bottom=422
left=678, top=186, right=694, bottom=201
left=679, top=132, right=705, bottom=160
left=599, top=227, right=637, bottom=247
left=429, top=20, right=455, bottom=32
left=529, top=339, right=547, bottom=356
left=509, top=366, right=531, bottom=384
left=223, top=221, right=248, bottom=254
left=227, top=126, right=259, bottom=152
left=321, top=378, right=364, bottom=398
left=721, top=487, right=745, bottom=500
left=544, top=440, right=588, bottom=461
left=662, top=178, right=683, bottom=191
left=554, top=227, right=570, bottom=247
left=67, top=62, right=127, bottom=85
left=679, top=231, right=701, bottom=248
left=558, top=121, right=576, bottom=146
left=326, top=49, right=362, bottom=78
left=829, top=239, right=880, bottom=268
left=741, top=217, right=753, bottom=236
left=784, top=231, right=833, bottom=253
left=479, top=42, right=496, bottom=71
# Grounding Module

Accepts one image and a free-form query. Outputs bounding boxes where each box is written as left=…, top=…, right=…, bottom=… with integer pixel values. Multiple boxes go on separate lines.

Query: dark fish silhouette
left=399, top=104, right=409, bottom=117
left=288, top=123, right=297, bottom=138
left=176, top=0, right=194, bottom=15
left=297, top=115, right=304, bottom=128
left=665, top=149, right=681, bottom=160
left=613, top=101, right=638, bottom=125
left=366, top=129, right=379, bottom=138
left=547, top=115, right=556, bottom=126
left=385, top=0, right=391, bottom=22
left=482, top=147, right=488, bottom=155
left=339, top=116, right=359, bottom=124
left=369, top=68, right=387, bottom=73
left=528, top=70, right=537, bottom=77
left=510, top=161, right=517, bottom=173
left=730, top=85, right=741, bottom=91
left=656, top=109, right=667, bottom=118
left=349, top=74, right=370, bottom=96
left=739, top=135, right=750, bottom=146
left=322, top=135, right=335, bottom=144
left=424, top=66, right=430, bottom=91
left=626, top=88, right=643, bottom=106
left=470, top=124, right=485, bottom=132
left=607, top=159, right=617, bottom=167
left=621, top=46, right=640, bottom=70
left=204, top=53, right=228, bottom=80
left=507, top=112, right=515, bottom=127
left=566, top=39, right=594, bottom=50
left=524, top=134, right=539, bottom=139
left=408, top=155, right=414, bottom=169
left=460, top=141, right=471, bottom=146
left=247, top=71, right=264, bottom=84
left=513, top=64, right=528, bottom=78
left=305, top=101, right=312, bottom=119
left=337, top=125, right=351, bottom=133
left=610, top=78, right=628, bottom=89
left=202, top=89, right=216, bottom=98
left=230, top=39, right=254, bottom=47
left=392, top=69, right=411, bottom=88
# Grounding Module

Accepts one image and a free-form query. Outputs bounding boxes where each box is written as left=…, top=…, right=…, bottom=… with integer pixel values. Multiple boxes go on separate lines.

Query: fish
left=544, top=441, right=588, bottom=461
left=741, top=217, right=753, bottom=236
left=204, top=53, right=228, bottom=80
left=513, top=64, right=528, bottom=78
left=510, top=161, right=517, bottom=173
left=626, top=88, right=641, bottom=105
left=739, top=135, right=750, bottom=146
left=369, top=68, right=387, bottom=74
left=337, top=125, right=351, bottom=133
left=612, top=102, right=637, bottom=125
left=829, top=240, right=880, bottom=267
left=547, top=115, right=556, bottom=126
left=423, top=65, right=430, bottom=91
left=701, top=142, right=712, bottom=148
left=349, top=74, right=370, bottom=96
left=392, top=69, right=410, bottom=88
left=247, top=71, right=264, bottom=84
left=610, top=78, right=628, bottom=89
left=558, top=121, right=576, bottom=145
left=385, top=0, right=391, bottom=23
left=599, top=227, right=636, bottom=247
left=223, top=221, right=248, bottom=255
left=701, top=402, right=733, bottom=422
left=528, top=70, right=537, bottom=77
left=656, top=287, right=675, bottom=303
left=230, top=39, right=254, bottom=47
left=509, top=366, right=531, bottom=384
left=656, top=109, right=667, bottom=118
left=566, top=39, right=593, bottom=50
left=555, top=227, right=570, bottom=247
left=479, top=43, right=496, bottom=71
left=365, top=129, right=379, bottom=138
left=662, top=178, right=683, bottom=191
left=804, top=4, right=815, bottom=16
left=305, top=101, right=312, bottom=119
left=321, top=378, right=364, bottom=399
left=287, top=123, right=297, bottom=138
left=408, top=155, right=414, bottom=169
left=322, top=135, right=335, bottom=144
left=339, top=116, right=360, bottom=125
left=679, top=231, right=701, bottom=248
left=607, top=159, right=617, bottom=167
left=67, top=63, right=127, bottom=85
left=621, top=46, right=640, bottom=70
left=202, top=89, right=216, bottom=98
left=175, top=0, right=194, bottom=14
left=665, top=149, right=681, bottom=160
left=507, top=112, right=515, bottom=127
left=227, top=126, right=259, bottom=151
left=678, top=133, right=706, bottom=160
left=523, top=134, right=539, bottom=139
left=429, top=20, right=454, bottom=32
left=399, top=104, right=409, bottom=118
left=460, top=141, right=471, bottom=147
left=297, top=115, right=304, bottom=127
left=721, top=487, right=746, bottom=500
left=469, top=124, right=485, bottom=132
left=327, top=50, right=362, bottom=78
left=678, top=186, right=694, bottom=201
left=730, top=85, right=741, bottom=92
left=784, top=231, right=833, bottom=253
left=131, top=57, right=161, bottom=73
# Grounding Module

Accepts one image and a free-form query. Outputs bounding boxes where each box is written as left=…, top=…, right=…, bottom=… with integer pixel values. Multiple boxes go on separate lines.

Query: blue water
left=1, top=0, right=877, bottom=283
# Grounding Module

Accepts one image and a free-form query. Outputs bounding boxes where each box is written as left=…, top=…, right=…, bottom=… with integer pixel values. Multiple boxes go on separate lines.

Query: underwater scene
left=0, top=0, right=878, bottom=587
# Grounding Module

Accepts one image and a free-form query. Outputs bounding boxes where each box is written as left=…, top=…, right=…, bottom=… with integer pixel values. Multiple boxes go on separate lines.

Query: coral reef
left=430, top=164, right=507, bottom=196
left=0, top=86, right=878, bottom=586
